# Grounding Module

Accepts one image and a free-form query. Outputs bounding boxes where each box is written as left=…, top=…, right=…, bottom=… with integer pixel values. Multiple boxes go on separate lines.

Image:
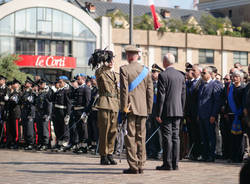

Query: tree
left=0, top=54, right=30, bottom=82
left=241, top=22, right=250, bottom=38
left=166, top=18, right=187, bottom=33
left=134, top=14, right=154, bottom=30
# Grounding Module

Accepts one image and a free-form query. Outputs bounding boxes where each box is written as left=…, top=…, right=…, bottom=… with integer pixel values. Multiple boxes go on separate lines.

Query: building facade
left=198, top=0, right=250, bottom=26
left=0, top=0, right=101, bottom=81
left=112, top=29, right=250, bottom=77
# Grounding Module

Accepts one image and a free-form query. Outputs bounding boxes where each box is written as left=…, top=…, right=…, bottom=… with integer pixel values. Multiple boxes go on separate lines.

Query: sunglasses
left=223, top=78, right=230, bottom=81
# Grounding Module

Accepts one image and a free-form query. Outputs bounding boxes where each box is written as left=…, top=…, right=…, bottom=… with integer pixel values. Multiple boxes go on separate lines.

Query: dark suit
left=198, top=80, right=222, bottom=160
left=156, top=66, right=186, bottom=169
left=186, top=77, right=203, bottom=159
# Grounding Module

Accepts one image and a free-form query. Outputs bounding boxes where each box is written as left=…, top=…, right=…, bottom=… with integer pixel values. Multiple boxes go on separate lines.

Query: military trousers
left=6, top=114, right=19, bottom=145
left=97, top=109, right=118, bottom=156
left=53, top=109, right=69, bottom=144
left=125, top=114, right=146, bottom=171
left=36, top=113, right=49, bottom=146
left=73, top=111, right=88, bottom=143
left=22, top=117, right=34, bottom=145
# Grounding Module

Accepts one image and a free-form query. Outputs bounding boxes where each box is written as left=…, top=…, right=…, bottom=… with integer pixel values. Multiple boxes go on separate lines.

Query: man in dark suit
left=155, top=53, right=186, bottom=171
left=198, top=66, right=222, bottom=162
left=187, top=64, right=203, bottom=160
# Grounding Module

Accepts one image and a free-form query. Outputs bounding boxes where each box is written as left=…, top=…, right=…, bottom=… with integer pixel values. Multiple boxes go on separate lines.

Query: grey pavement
left=0, top=150, right=242, bottom=184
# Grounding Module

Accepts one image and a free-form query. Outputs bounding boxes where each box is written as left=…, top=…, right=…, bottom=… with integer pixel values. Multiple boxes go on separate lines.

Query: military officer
left=120, top=45, right=153, bottom=174
left=72, top=74, right=91, bottom=154
left=34, top=79, right=53, bottom=151
left=21, top=77, right=36, bottom=150
left=6, top=78, right=21, bottom=149
left=52, top=76, right=72, bottom=151
left=95, top=51, right=120, bottom=165
left=0, top=75, right=7, bottom=147
left=146, top=64, right=163, bottom=159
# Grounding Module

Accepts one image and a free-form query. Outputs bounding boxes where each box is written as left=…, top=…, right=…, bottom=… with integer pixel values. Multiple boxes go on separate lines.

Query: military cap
left=12, top=78, right=21, bottom=85
left=0, top=75, right=7, bottom=80
left=25, top=76, right=36, bottom=85
left=37, top=79, right=47, bottom=84
left=75, top=73, right=86, bottom=78
left=58, top=76, right=69, bottom=81
left=151, top=63, right=163, bottom=72
left=185, top=63, right=193, bottom=72
left=91, top=75, right=96, bottom=79
left=6, top=81, right=12, bottom=86
left=124, top=45, right=141, bottom=53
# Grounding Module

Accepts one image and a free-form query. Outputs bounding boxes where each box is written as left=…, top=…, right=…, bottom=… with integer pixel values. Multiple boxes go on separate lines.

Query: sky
left=112, top=0, right=194, bottom=10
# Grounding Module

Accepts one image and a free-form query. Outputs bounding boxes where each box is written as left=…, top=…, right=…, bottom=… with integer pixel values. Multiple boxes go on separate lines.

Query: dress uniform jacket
left=95, top=66, right=120, bottom=112
left=120, top=62, right=153, bottom=116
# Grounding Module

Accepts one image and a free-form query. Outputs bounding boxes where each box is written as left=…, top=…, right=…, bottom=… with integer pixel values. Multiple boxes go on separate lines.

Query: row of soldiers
left=0, top=74, right=99, bottom=152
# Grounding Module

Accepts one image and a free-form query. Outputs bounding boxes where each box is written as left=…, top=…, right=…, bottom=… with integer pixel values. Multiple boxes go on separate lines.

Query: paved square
left=0, top=150, right=242, bottom=184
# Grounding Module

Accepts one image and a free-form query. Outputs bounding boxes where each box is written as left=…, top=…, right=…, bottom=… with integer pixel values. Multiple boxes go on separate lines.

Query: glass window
left=73, top=19, right=95, bottom=40
left=15, top=9, right=26, bottom=35
left=26, top=8, right=36, bottom=36
left=199, top=49, right=214, bottom=64
left=16, top=38, right=35, bottom=55
left=0, top=36, right=14, bottom=54
left=62, top=13, right=73, bottom=38
left=0, top=14, right=14, bottom=35
left=38, top=40, right=51, bottom=56
left=161, top=47, right=178, bottom=62
left=37, top=8, right=52, bottom=36
left=233, top=51, right=248, bottom=66
left=56, top=41, right=64, bottom=56
left=52, top=10, right=63, bottom=38
left=73, top=41, right=95, bottom=67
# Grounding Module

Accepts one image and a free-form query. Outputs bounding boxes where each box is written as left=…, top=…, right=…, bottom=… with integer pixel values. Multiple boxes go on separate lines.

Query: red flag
left=149, top=0, right=161, bottom=30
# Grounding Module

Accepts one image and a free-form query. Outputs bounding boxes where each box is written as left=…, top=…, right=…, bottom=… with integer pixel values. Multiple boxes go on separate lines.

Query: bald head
left=163, top=53, right=175, bottom=68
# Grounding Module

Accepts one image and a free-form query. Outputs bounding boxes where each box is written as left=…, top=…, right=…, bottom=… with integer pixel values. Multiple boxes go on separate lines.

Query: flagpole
left=129, top=0, right=133, bottom=45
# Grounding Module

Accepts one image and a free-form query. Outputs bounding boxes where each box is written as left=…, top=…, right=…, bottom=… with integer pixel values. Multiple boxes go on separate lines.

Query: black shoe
left=39, top=145, right=48, bottom=151
left=138, top=168, right=144, bottom=174
left=156, top=165, right=172, bottom=170
left=24, top=145, right=33, bottom=150
left=206, top=157, right=215, bottom=162
left=123, top=169, right=138, bottom=174
left=173, top=166, right=179, bottom=170
left=100, top=156, right=110, bottom=165
left=107, top=154, right=117, bottom=165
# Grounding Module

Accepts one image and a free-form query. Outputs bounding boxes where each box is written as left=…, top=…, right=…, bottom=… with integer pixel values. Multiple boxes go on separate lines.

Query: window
left=0, top=36, right=14, bottom=54
left=0, top=14, right=14, bottom=35
left=73, top=19, right=95, bottom=40
left=37, top=8, right=52, bottom=36
left=199, top=49, right=214, bottom=64
left=16, top=38, right=35, bottom=55
left=229, top=10, right=232, bottom=18
left=38, top=40, right=51, bottom=56
left=161, top=47, right=178, bottom=62
left=233, top=51, right=248, bottom=66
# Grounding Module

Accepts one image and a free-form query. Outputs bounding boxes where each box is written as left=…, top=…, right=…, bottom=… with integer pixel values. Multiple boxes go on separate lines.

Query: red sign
left=16, top=55, right=76, bottom=69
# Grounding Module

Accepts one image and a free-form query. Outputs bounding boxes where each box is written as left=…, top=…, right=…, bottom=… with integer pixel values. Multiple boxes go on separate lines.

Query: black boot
left=100, top=156, right=110, bottom=165
left=107, top=154, right=117, bottom=165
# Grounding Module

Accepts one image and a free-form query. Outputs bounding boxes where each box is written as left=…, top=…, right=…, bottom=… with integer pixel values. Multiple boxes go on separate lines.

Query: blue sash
left=228, top=85, right=242, bottom=135
left=128, top=66, right=149, bottom=92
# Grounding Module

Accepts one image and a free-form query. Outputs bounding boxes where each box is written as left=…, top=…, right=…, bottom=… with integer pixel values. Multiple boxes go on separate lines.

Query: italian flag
left=149, top=0, right=161, bottom=30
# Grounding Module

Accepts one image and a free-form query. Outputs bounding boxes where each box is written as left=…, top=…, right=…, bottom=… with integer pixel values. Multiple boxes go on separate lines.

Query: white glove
left=4, top=95, right=9, bottom=101
left=80, top=112, right=88, bottom=124
left=43, top=115, right=50, bottom=122
left=10, top=95, right=18, bottom=102
left=27, top=96, right=33, bottom=102
left=64, top=115, right=70, bottom=125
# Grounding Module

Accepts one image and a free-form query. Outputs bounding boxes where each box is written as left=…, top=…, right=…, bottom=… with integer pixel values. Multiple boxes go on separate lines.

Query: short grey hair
left=163, top=53, right=175, bottom=65
left=233, top=69, right=244, bottom=79
left=204, top=66, right=213, bottom=74
left=193, top=64, right=203, bottom=72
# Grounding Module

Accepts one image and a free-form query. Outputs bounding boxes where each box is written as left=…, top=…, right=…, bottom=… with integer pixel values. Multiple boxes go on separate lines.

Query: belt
left=0, top=102, right=5, bottom=105
left=100, top=92, right=119, bottom=98
left=74, top=106, right=85, bottom=111
left=55, top=104, right=67, bottom=109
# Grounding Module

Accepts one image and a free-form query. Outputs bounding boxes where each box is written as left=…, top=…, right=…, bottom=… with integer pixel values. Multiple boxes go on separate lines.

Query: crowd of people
left=147, top=61, right=250, bottom=164
left=0, top=47, right=250, bottom=174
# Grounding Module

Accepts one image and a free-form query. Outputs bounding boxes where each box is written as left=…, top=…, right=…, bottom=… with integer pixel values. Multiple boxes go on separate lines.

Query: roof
left=198, top=0, right=250, bottom=11
left=72, top=0, right=209, bottom=21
